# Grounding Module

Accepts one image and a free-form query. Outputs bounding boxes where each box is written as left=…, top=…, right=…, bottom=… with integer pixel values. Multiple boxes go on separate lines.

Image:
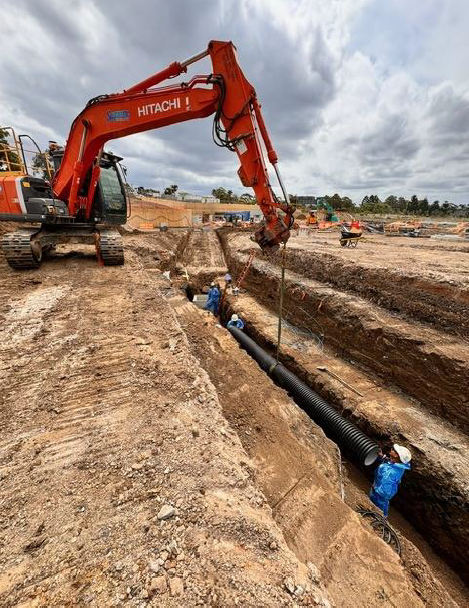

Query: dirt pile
left=121, top=229, right=189, bottom=271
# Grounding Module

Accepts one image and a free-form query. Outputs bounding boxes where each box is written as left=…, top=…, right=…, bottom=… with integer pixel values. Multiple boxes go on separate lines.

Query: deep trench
left=178, top=228, right=468, bottom=593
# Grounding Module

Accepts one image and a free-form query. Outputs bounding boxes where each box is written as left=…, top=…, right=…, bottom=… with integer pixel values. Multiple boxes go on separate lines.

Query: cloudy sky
left=2, top=0, right=469, bottom=204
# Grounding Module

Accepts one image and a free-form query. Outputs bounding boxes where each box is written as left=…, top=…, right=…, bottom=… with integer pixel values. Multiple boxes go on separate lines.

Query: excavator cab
left=50, top=147, right=128, bottom=225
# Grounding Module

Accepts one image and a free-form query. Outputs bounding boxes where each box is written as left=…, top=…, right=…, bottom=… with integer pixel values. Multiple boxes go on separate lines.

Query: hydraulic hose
left=228, top=326, right=379, bottom=466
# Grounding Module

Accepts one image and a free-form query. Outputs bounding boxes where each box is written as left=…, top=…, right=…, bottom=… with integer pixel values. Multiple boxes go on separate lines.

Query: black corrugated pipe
left=228, top=326, right=379, bottom=466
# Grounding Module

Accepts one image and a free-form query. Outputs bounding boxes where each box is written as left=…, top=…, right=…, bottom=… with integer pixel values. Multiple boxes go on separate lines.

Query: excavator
left=0, top=40, right=293, bottom=269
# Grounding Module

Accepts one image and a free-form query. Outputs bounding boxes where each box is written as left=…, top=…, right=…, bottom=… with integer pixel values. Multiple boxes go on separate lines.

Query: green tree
left=441, top=201, right=450, bottom=216
left=212, top=187, right=238, bottom=203
left=418, top=197, right=429, bottom=216
left=341, top=196, right=355, bottom=211
left=407, top=195, right=419, bottom=214
left=31, top=151, right=52, bottom=180
left=212, top=187, right=226, bottom=201
left=330, top=193, right=342, bottom=210
left=359, top=194, right=390, bottom=214
left=397, top=197, right=408, bottom=213
left=239, top=193, right=255, bottom=204
left=163, top=184, right=178, bottom=196
left=0, top=128, right=22, bottom=172
left=385, top=195, right=398, bottom=212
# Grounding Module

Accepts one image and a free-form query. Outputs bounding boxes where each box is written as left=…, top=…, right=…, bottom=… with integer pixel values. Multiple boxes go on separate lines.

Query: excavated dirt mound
left=121, top=229, right=189, bottom=271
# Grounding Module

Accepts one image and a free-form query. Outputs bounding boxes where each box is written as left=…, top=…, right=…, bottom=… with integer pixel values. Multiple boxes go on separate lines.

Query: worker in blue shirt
left=204, top=282, right=220, bottom=316
left=227, top=313, right=244, bottom=330
left=369, top=444, right=411, bottom=517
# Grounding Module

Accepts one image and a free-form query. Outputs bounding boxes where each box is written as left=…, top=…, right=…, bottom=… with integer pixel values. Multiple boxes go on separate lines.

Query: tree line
left=358, top=194, right=467, bottom=217
left=289, top=192, right=468, bottom=217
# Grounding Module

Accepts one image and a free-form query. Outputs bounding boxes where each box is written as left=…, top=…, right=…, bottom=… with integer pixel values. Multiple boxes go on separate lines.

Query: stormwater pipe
left=228, top=326, right=379, bottom=466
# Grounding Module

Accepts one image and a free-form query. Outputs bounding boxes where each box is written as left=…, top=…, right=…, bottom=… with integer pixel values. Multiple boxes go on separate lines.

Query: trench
left=173, top=227, right=469, bottom=601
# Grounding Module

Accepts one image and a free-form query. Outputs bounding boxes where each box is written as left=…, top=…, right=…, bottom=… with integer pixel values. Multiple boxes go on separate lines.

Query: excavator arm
left=52, top=40, right=293, bottom=250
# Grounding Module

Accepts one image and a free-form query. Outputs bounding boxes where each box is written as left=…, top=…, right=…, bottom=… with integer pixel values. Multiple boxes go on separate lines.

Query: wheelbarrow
left=340, top=229, right=362, bottom=248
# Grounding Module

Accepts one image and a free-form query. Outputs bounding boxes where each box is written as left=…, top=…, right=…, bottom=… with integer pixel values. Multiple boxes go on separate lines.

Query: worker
left=204, top=282, right=220, bottom=316
left=227, top=313, right=244, bottom=329
left=224, top=272, right=232, bottom=286
left=369, top=444, right=411, bottom=517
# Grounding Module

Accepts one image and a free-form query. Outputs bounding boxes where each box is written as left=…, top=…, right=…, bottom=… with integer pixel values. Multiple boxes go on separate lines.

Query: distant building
left=174, top=192, right=220, bottom=203
left=201, top=195, right=218, bottom=204
left=297, top=195, right=317, bottom=207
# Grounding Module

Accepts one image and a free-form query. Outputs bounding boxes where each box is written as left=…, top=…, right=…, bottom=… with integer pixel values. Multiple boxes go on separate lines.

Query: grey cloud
left=2, top=0, right=469, bottom=204
left=346, top=113, right=420, bottom=166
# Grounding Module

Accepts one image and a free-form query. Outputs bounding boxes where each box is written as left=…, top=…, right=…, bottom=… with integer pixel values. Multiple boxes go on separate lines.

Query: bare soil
left=282, top=231, right=469, bottom=338
left=182, top=228, right=227, bottom=288
left=219, top=228, right=469, bottom=587
left=0, top=235, right=327, bottom=606
left=221, top=290, right=469, bottom=604
left=219, top=231, right=469, bottom=434
left=1, top=225, right=467, bottom=606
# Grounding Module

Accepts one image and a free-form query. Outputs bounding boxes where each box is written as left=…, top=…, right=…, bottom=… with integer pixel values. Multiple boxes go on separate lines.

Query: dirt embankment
left=274, top=247, right=469, bottom=338
left=121, top=228, right=190, bottom=272
left=0, top=243, right=329, bottom=606
left=219, top=231, right=469, bottom=436
left=220, top=291, right=469, bottom=587
left=174, top=298, right=454, bottom=606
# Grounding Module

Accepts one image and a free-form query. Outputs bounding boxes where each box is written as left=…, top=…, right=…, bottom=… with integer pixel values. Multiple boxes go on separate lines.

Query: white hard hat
left=393, top=444, right=412, bottom=464
left=210, top=282, right=215, bottom=287
left=231, top=314, right=238, bottom=321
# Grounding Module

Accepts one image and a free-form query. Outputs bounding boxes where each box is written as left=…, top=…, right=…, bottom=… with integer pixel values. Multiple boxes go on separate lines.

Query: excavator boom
left=53, top=40, right=292, bottom=248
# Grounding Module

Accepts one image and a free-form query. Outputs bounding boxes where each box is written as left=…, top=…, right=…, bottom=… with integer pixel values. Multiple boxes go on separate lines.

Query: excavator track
left=1, top=228, right=42, bottom=269
left=98, top=230, right=124, bottom=266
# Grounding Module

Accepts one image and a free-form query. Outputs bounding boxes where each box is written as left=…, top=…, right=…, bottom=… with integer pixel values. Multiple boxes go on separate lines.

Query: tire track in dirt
left=0, top=240, right=337, bottom=606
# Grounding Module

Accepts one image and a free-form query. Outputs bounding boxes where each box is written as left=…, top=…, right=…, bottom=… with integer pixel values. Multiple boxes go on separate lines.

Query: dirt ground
left=1, top=225, right=468, bottom=606
left=221, top=290, right=469, bottom=605
left=286, top=231, right=469, bottom=338
left=182, top=228, right=227, bottom=288
left=0, top=235, right=329, bottom=606
left=219, top=228, right=469, bottom=589
left=220, top=230, right=469, bottom=432
left=177, top=300, right=462, bottom=607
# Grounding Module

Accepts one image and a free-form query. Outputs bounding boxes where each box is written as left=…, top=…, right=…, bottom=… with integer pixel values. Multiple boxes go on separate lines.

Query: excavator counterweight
left=0, top=41, right=292, bottom=269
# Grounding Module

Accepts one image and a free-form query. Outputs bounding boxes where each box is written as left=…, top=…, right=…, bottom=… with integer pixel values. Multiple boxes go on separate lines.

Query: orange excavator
left=0, top=40, right=293, bottom=269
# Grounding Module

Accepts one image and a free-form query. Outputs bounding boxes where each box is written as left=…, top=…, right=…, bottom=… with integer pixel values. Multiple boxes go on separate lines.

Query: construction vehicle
left=0, top=40, right=293, bottom=269
left=316, top=197, right=339, bottom=223
left=306, top=211, right=318, bottom=227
